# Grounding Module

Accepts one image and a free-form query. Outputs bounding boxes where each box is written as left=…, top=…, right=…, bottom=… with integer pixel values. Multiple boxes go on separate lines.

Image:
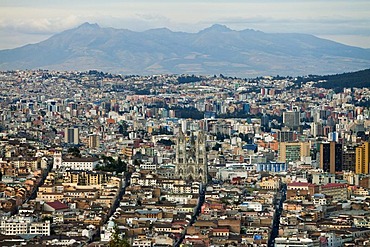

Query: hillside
left=294, top=68, right=370, bottom=92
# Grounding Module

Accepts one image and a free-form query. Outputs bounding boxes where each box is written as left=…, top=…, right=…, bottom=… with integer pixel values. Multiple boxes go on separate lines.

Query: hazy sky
left=1, top=0, right=370, bottom=49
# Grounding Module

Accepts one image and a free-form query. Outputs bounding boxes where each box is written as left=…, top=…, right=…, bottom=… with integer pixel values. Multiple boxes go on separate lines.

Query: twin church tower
left=175, top=130, right=208, bottom=184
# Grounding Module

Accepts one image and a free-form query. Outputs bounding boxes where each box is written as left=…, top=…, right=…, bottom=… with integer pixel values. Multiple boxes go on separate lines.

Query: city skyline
left=1, top=0, right=370, bottom=49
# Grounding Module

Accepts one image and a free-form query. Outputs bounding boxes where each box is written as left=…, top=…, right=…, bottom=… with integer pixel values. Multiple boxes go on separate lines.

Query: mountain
left=1, top=22, right=370, bottom=77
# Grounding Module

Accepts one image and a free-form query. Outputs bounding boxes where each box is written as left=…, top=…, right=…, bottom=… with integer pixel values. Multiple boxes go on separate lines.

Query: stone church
left=175, top=130, right=208, bottom=184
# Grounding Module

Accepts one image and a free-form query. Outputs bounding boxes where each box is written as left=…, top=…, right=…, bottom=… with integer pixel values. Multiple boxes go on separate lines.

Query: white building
left=132, top=238, right=151, bottom=247
left=239, top=201, right=263, bottom=212
left=274, top=237, right=316, bottom=247
left=312, top=194, right=327, bottom=206
left=100, top=221, right=115, bottom=242
left=62, top=157, right=100, bottom=171
left=320, top=232, right=342, bottom=247
left=312, top=172, right=335, bottom=185
left=0, top=217, right=50, bottom=236
left=140, top=162, right=157, bottom=170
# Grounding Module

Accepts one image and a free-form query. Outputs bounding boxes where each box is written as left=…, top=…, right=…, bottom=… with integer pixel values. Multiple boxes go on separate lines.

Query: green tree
left=96, top=155, right=127, bottom=173
left=109, top=225, right=130, bottom=247
left=67, top=146, right=81, bottom=157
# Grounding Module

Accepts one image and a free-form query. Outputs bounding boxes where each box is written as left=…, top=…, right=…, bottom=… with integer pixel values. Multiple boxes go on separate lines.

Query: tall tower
left=88, top=134, right=100, bottom=149
left=320, top=141, right=343, bottom=173
left=355, top=142, right=370, bottom=174
left=175, top=130, right=208, bottom=184
left=283, top=111, right=300, bottom=130
left=64, top=127, right=79, bottom=145
left=53, top=151, right=62, bottom=170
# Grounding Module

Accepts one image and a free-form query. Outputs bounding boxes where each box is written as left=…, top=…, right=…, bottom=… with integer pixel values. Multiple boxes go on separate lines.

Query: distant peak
left=200, top=24, right=233, bottom=33
left=145, top=27, right=173, bottom=33
left=77, top=22, right=100, bottom=30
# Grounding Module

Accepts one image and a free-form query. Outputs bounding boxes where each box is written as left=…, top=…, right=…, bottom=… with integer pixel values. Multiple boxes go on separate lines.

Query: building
left=88, top=134, right=100, bottom=149
left=286, top=182, right=319, bottom=200
left=175, top=130, right=208, bottom=184
left=53, top=151, right=62, bottom=169
left=63, top=170, right=110, bottom=185
left=283, top=111, right=300, bottom=130
left=239, top=201, right=263, bottom=212
left=256, top=162, right=287, bottom=172
left=320, top=142, right=343, bottom=173
left=320, top=183, right=348, bottom=201
left=312, top=172, right=335, bottom=185
left=278, top=141, right=310, bottom=163
left=312, top=194, right=327, bottom=206
left=343, top=146, right=356, bottom=172
left=274, top=237, right=317, bottom=247
left=258, top=177, right=280, bottom=190
left=62, top=157, right=100, bottom=171
left=277, top=131, right=296, bottom=142
left=355, top=142, right=370, bottom=174
left=64, top=127, right=79, bottom=145
left=0, top=217, right=50, bottom=236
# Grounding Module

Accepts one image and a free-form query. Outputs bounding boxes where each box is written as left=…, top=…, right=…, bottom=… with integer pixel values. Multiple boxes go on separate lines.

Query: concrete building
left=0, top=217, right=50, bottom=236
left=312, top=172, right=335, bottom=185
left=62, top=157, right=100, bottom=171
left=279, top=141, right=310, bottom=163
left=320, top=142, right=343, bottom=173
left=355, top=142, right=370, bottom=174
left=343, top=146, right=356, bottom=172
left=283, top=111, right=300, bottom=130
left=320, top=183, right=348, bottom=201
left=274, top=237, right=317, bottom=247
left=64, top=127, right=79, bottom=145
left=88, top=134, right=100, bottom=149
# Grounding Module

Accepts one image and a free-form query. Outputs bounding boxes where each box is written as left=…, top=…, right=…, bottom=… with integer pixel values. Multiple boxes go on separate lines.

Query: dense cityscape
left=0, top=69, right=370, bottom=246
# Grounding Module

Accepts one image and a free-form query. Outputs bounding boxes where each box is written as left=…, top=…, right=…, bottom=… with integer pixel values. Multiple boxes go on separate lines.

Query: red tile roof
left=321, top=183, right=347, bottom=189
left=288, top=182, right=315, bottom=187
left=46, top=200, right=69, bottom=211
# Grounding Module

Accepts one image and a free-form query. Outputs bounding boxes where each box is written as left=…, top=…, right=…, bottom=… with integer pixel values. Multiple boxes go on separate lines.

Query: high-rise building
left=343, top=146, right=356, bottom=172
left=277, top=131, right=296, bottom=142
left=320, top=142, right=343, bottom=173
left=279, top=142, right=311, bottom=163
left=64, top=127, right=79, bottom=145
left=175, top=130, right=208, bottom=184
left=355, top=142, right=370, bottom=174
left=261, top=114, right=269, bottom=128
left=311, top=122, right=324, bottom=137
left=283, top=111, right=300, bottom=130
left=88, top=134, right=100, bottom=149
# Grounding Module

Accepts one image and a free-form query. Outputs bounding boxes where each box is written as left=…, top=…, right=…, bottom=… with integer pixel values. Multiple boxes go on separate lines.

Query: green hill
left=296, top=68, right=370, bottom=92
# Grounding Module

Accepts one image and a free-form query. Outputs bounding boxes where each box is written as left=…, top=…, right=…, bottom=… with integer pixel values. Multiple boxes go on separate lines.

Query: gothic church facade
left=175, top=130, right=208, bottom=184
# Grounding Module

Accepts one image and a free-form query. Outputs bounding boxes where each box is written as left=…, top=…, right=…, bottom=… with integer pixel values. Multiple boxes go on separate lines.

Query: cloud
left=202, top=16, right=370, bottom=36
left=0, top=15, right=82, bottom=34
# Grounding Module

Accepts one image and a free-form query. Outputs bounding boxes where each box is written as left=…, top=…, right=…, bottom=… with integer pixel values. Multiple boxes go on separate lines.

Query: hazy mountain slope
left=1, top=23, right=370, bottom=77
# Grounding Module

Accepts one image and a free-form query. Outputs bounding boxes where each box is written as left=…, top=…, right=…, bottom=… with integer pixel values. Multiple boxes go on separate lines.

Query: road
left=268, top=184, right=287, bottom=247
left=174, top=185, right=205, bottom=247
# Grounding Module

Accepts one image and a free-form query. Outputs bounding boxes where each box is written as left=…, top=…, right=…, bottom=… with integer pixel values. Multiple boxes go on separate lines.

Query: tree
left=109, top=225, right=130, bottom=247
left=118, top=121, right=129, bottom=137
left=212, top=143, right=222, bottom=151
left=67, top=146, right=81, bottom=158
left=96, top=155, right=127, bottom=173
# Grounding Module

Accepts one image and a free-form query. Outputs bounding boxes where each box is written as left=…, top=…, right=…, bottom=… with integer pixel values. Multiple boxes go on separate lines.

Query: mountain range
left=1, top=22, right=370, bottom=77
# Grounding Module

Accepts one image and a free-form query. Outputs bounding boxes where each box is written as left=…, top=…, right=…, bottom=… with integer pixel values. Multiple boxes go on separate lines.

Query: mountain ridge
left=1, top=22, right=370, bottom=77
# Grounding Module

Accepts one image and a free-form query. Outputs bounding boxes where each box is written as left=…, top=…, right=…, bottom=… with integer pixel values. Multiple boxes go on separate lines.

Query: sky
left=1, top=0, right=370, bottom=49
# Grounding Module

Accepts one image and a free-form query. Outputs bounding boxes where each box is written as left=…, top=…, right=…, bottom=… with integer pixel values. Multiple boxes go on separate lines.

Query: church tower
left=175, top=130, right=208, bottom=184
left=53, top=151, right=62, bottom=170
